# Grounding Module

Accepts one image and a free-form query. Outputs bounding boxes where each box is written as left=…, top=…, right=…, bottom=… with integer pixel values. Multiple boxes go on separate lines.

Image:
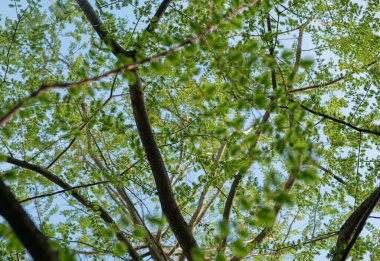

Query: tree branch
left=0, top=0, right=259, bottom=129
left=76, top=0, right=200, bottom=258
left=19, top=180, right=110, bottom=203
left=332, top=184, right=380, bottom=260
left=294, top=101, right=380, bottom=136
left=5, top=156, right=140, bottom=260
left=0, top=177, right=58, bottom=260
left=76, top=0, right=135, bottom=58
left=289, top=61, right=378, bottom=94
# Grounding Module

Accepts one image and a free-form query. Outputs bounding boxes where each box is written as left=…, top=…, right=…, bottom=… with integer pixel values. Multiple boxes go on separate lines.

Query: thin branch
left=189, top=142, right=227, bottom=229
left=354, top=132, right=362, bottom=210
left=0, top=0, right=259, bottom=129
left=312, top=163, right=347, bottom=185
left=46, top=73, right=118, bottom=169
left=289, top=61, right=378, bottom=94
left=117, top=187, right=170, bottom=261
left=248, top=231, right=339, bottom=257
left=250, top=175, right=297, bottom=245
left=349, top=85, right=371, bottom=124
left=19, top=180, right=110, bottom=203
left=218, top=97, right=272, bottom=255
left=0, top=4, right=32, bottom=88
left=293, top=100, right=380, bottom=137
left=46, top=138, right=77, bottom=169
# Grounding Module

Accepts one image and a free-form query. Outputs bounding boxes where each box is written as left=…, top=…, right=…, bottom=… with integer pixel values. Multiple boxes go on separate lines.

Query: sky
left=0, top=0, right=379, bottom=260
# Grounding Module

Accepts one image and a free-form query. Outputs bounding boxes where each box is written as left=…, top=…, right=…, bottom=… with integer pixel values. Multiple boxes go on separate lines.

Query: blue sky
left=0, top=0, right=379, bottom=260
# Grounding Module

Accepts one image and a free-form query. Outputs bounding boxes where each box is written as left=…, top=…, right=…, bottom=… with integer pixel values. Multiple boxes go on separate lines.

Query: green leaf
left=132, top=226, right=146, bottom=240
left=273, top=191, right=295, bottom=206
left=257, top=207, right=276, bottom=226
left=300, top=57, right=315, bottom=68
left=3, top=170, right=16, bottom=181
left=231, top=239, right=249, bottom=258
left=219, top=220, right=230, bottom=237
left=216, top=253, right=227, bottom=261
left=123, top=71, right=137, bottom=85
left=297, top=167, right=319, bottom=183
left=190, top=247, right=205, bottom=261
left=113, top=242, right=127, bottom=255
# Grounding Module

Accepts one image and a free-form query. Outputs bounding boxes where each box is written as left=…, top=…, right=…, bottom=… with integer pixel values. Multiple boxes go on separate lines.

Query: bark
left=0, top=177, right=58, bottom=260
left=129, top=71, right=198, bottom=259
left=75, top=0, right=134, bottom=58
left=217, top=111, right=270, bottom=254
left=332, top=185, right=380, bottom=261
left=82, top=101, right=167, bottom=261
left=6, top=156, right=140, bottom=260
left=216, top=173, right=243, bottom=254
left=76, top=0, right=198, bottom=259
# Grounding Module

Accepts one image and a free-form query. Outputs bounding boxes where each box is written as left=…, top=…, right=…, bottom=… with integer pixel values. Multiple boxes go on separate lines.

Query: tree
left=0, top=0, right=380, bottom=260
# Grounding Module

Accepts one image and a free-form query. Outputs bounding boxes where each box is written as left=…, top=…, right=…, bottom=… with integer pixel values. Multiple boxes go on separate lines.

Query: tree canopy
left=0, top=0, right=380, bottom=260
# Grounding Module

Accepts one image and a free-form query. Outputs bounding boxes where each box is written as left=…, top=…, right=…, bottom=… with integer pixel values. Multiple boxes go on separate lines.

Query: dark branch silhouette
left=0, top=177, right=58, bottom=260
left=5, top=155, right=140, bottom=260
left=75, top=0, right=199, bottom=258
left=290, top=61, right=378, bottom=94
left=332, top=184, right=380, bottom=260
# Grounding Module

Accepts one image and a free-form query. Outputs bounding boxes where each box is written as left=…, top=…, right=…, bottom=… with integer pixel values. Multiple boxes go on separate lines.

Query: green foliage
left=0, top=0, right=379, bottom=260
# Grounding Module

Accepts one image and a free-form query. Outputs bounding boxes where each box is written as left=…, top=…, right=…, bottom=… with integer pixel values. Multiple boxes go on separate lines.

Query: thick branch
left=217, top=173, right=243, bottom=254
left=5, top=156, right=140, bottom=260
left=0, top=177, right=58, bottom=260
left=143, top=0, right=171, bottom=34
left=76, top=0, right=135, bottom=58
left=129, top=71, right=198, bottom=258
left=76, top=0, right=200, bottom=258
left=332, top=184, right=380, bottom=260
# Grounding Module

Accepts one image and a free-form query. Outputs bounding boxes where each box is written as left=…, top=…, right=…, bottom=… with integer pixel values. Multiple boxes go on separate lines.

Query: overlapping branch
left=75, top=0, right=259, bottom=259
left=0, top=0, right=258, bottom=129
left=5, top=156, right=140, bottom=260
